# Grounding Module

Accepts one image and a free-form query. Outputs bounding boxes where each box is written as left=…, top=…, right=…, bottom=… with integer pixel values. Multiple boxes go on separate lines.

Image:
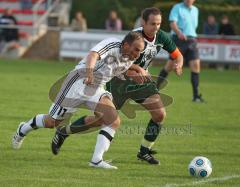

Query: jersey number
left=57, top=107, right=67, bottom=117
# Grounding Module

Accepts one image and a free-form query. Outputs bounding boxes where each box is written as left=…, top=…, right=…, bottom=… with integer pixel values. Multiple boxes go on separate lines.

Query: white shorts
left=49, top=71, right=112, bottom=120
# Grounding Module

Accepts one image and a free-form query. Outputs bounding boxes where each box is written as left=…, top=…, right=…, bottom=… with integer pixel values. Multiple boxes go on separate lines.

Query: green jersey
left=133, top=28, right=177, bottom=70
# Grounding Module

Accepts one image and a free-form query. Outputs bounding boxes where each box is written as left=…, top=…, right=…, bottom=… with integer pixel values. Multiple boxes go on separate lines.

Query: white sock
left=91, top=126, right=115, bottom=163
left=20, top=114, right=46, bottom=135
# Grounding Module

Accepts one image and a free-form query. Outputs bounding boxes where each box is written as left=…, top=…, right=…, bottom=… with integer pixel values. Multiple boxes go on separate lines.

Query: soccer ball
left=188, top=156, right=212, bottom=178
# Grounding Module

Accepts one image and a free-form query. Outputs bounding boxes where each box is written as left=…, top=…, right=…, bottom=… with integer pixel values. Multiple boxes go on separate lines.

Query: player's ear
left=122, top=41, right=130, bottom=50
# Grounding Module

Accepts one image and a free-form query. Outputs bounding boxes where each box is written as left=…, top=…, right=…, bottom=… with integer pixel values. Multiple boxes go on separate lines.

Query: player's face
left=142, top=14, right=161, bottom=37
left=184, top=0, right=196, bottom=7
left=122, top=39, right=144, bottom=61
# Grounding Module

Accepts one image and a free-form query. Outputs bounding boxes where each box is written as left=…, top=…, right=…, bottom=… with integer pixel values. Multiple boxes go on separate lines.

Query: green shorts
left=106, top=77, right=159, bottom=109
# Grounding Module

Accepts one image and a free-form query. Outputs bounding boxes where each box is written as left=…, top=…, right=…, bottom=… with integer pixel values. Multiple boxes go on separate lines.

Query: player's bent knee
left=101, top=107, right=119, bottom=125
left=152, top=109, right=166, bottom=123
left=111, top=116, right=121, bottom=129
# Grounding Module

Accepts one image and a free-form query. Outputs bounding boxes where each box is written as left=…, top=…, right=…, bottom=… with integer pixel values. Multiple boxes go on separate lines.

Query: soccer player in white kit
left=12, top=32, right=145, bottom=169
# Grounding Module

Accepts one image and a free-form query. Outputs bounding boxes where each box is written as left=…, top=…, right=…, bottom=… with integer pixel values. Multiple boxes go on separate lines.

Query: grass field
left=0, top=58, right=240, bottom=187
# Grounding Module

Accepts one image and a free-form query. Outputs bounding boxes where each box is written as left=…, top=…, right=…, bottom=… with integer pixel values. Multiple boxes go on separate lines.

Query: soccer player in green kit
left=51, top=7, right=183, bottom=166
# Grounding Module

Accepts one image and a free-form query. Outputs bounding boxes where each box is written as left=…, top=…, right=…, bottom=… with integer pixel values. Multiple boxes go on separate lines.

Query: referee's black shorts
left=171, top=35, right=199, bottom=63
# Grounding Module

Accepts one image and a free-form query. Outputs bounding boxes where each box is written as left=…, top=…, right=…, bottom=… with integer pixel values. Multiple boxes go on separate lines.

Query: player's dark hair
left=141, top=7, right=161, bottom=22
left=122, top=31, right=144, bottom=45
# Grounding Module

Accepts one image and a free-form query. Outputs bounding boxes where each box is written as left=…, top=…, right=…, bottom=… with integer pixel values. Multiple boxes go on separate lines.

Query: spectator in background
left=0, top=9, right=19, bottom=42
left=105, top=10, right=122, bottom=32
left=203, top=15, right=218, bottom=35
left=0, top=9, right=20, bottom=53
left=71, top=11, right=87, bottom=32
left=219, top=15, right=235, bottom=70
left=219, top=15, right=235, bottom=36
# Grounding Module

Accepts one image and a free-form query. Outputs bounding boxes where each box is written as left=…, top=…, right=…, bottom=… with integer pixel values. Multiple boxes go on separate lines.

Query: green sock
left=68, top=115, right=87, bottom=134
left=140, top=119, right=162, bottom=154
left=59, top=115, right=87, bottom=135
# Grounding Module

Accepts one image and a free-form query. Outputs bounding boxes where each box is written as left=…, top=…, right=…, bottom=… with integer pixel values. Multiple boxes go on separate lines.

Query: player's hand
left=126, top=70, right=144, bottom=84
left=177, top=32, right=187, bottom=41
left=126, top=69, right=150, bottom=84
left=135, top=67, right=152, bottom=82
left=84, top=69, right=94, bottom=85
left=173, top=63, right=183, bottom=76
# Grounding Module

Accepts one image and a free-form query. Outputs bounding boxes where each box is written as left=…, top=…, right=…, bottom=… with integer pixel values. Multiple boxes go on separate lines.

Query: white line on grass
left=163, top=175, right=240, bottom=187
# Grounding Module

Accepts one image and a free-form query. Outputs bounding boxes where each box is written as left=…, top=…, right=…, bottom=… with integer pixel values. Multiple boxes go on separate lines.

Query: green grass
left=0, top=58, right=240, bottom=187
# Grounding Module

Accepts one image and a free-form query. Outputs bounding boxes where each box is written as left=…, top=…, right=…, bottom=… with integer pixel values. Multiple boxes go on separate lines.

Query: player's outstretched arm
left=84, top=51, right=100, bottom=85
left=169, top=48, right=183, bottom=76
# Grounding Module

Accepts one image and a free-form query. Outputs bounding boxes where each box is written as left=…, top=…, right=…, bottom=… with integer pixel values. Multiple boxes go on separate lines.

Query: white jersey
left=74, top=38, right=134, bottom=86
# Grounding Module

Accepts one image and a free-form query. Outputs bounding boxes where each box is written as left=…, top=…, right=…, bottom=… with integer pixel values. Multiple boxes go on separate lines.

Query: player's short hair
left=141, top=7, right=161, bottom=22
left=122, top=31, right=144, bottom=45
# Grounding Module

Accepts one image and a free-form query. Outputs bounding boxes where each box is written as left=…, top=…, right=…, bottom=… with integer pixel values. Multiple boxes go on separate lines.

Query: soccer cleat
left=149, top=149, right=158, bottom=155
left=192, top=94, right=205, bottom=103
left=51, top=130, right=68, bottom=155
left=89, top=160, right=118, bottom=169
left=12, top=122, right=25, bottom=149
left=137, top=152, right=160, bottom=165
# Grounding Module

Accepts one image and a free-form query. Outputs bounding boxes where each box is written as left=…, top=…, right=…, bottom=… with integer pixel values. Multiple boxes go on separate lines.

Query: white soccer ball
left=188, top=156, right=212, bottom=178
